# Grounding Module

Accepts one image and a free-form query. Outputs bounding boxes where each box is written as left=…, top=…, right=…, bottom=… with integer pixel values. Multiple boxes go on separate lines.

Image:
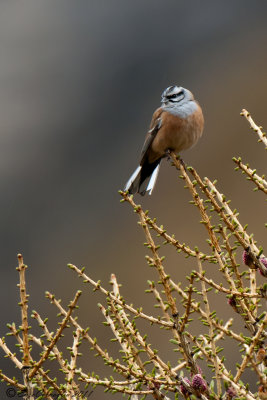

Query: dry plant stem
left=169, top=280, right=246, bottom=344
left=185, top=162, right=266, bottom=275
left=36, top=369, right=63, bottom=395
left=204, top=178, right=262, bottom=305
left=0, top=370, right=25, bottom=390
left=215, top=251, right=256, bottom=331
left=29, top=335, right=74, bottom=397
left=197, top=254, right=222, bottom=397
left=110, top=274, right=145, bottom=372
left=122, top=190, right=214, bottom=373
left=0, top=338, right=49, bottom=398
left=214, top=319, right=233, bottom=342
left=170, top=153, right=221, bottom=254
left=45, top=292, right=149, bottom=382
left=109, top=274, right=144, bottom=372
left=70, top=265, right=198, bottom=377
left=187, top=332, right=255, bottom=400
left=17, top=254, right=34, bottom=399
left=220, top=260, right=256, bottom=330
left=31, top=316, right=148, bottom=400
left=150, top=281, right=171, bottom=320
left=148, top=275, right=190, bottom=378
left=106, top=302, right=173, bottom=400
left=120, top=191, right=216, bottom=262
left=233, top=157, right=267, bottom=194
left=76, top=373, right=155, bottom=395
left=69, top=264, right=172, bottom=328
left=250, top=270, right=257, bottom=311
left=219, top=228, right=242, bottom=282
left=170, top=156, right=257, bottom=330
left=172, top=362, right=187, bottom=372
left=250, top=358, right=266, bottom=386
left=220, top=225, right=257, bottom=315
left=99, top=303, right=144, bottom=374
left=8, top=323, right=66, bottom=398
left=137, top=205, right=178, bottom=317
left=234, top=313, right=267, bottom=384
left=219, top=227, right=248, bottom=299
left=109, top=299, right=174, bottom=382
left=30, top=312, right=79, bottom=393
left=28, top=290, right=81, bottom=379
left=186, top=166, right=261, bottom=322
left=139, top=210, right=199, bottom=375
left=77, top=368, right=178, bottom=390
left=0, top=337, right=23, bottom=369
left=17, top=254, right=31, bottom=366
left=76, top=367, right=159, bottom=396
left=66, top=328, right=81, bottom=400
left=204, top=177, right=267, bottom=276
left=2, top=108, right=267, bottom=399
left=179, top=274, right=194, bottom=332
left=148, top=280, right=193, bottom=375
left=30, top=312, right=75, bottom=376
left=241, top=109, right=267, bottom=149
left=193, top=271, right=261, bottom=297
left=147, top=257, right=198, bottom=374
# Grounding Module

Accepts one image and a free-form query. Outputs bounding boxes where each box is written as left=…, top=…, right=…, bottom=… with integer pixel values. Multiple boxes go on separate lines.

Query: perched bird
left=124, top=85, right=204, bottom=195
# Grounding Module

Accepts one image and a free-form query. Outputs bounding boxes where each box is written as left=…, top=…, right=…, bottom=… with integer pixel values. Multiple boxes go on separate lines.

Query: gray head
left=161, top=86, right=194, bottom=106
left=161, top=85, right=197, bottom=117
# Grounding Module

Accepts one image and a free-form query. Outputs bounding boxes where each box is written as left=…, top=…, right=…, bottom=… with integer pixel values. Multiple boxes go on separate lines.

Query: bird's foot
left=165, top=149, right=172, bottom=160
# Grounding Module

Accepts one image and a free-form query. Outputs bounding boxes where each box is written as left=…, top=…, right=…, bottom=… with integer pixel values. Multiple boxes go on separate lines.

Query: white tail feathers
left=124, top=165, right=142, bottom=192
left=146, top=163, right=160, bottom=195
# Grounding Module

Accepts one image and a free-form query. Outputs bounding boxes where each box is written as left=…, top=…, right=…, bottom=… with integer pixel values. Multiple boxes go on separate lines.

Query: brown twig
left=170, top=153, right=221, bottom=254
left=193, top=271, right=261, bottom=298
left=179, top=274, right=194, bottom=332
left=66, top=328, right=81, bottom=399
left=120, top=191, right=216, bottom=263
left=204, top=177, right=267, bottom=276
left=68, top=263, right=172, bottom=328
left=197, top=254, right=222, bottom=397
left=17, top=254, right=31, bottom=367
left=241, top=109, right=267, bottom=149
left=234, top=313, right=267, bottom=383
left=28, top=290, right=81, bottom=379
left=233, top=157, right=267, bottom=194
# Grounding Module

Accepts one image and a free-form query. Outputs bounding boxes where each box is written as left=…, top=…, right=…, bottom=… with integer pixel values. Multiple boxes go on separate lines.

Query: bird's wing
left=139, top=108, right=163, bottom=166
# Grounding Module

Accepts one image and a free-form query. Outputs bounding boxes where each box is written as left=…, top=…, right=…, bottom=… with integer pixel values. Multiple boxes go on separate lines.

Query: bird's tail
left=124, top=160, right=161, bottom=196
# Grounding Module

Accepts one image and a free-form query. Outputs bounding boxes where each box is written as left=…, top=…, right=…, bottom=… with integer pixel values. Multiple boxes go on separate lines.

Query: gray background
left=0, top=1, right=267, bottom=398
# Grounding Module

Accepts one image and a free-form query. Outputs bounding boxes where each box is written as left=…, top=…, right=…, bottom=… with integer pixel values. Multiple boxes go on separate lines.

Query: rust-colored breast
left=146, top=105, right=204, bottom=163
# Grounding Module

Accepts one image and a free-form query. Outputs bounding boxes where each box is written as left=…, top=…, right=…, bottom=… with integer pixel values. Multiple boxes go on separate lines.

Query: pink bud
left=226, top=386, right=236, bottom=398
left=259, top=257, right=267, bottom=276
left=192, top=374, right=207, bottom=393
left=242, top=250, right=257, bottom=269
left=228, top=296, right=236, bottom=307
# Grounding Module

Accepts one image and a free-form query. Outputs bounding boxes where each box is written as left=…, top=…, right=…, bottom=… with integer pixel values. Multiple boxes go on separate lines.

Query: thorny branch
left=0, top=109, right=266, bottom=399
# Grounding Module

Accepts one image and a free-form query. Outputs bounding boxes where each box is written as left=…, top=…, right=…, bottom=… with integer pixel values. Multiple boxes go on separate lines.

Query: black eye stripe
left=167, top=92, right=184, bottom=99
left=166, top=92, right=184, bottom=100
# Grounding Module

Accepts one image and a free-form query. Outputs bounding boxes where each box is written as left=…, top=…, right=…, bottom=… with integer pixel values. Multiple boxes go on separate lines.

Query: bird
left=124, top=85, right=204, bottom=195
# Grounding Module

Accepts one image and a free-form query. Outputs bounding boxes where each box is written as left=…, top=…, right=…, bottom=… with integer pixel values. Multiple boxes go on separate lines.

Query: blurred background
left=0, top=0, right=267, bottom=397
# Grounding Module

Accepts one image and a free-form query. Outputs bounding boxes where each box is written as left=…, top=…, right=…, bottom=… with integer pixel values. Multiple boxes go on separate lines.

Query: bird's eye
left=167, top=94, right=177, bottom=99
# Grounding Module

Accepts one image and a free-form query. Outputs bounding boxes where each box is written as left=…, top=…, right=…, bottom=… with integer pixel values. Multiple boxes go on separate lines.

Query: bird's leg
left=166, top=150, right=185, bottom=170
left=165, top=149, right=172, bottom=160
